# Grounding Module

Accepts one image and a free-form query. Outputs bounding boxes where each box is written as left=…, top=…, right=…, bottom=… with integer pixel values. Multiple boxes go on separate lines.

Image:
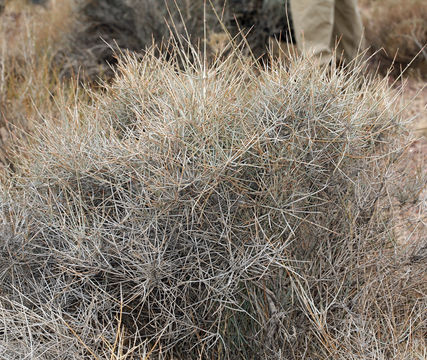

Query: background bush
left=56, top=0, right=293, bottom=79
left=0, top=0, right=78, bottom=170
left=361, top=0, right=427, bottom=78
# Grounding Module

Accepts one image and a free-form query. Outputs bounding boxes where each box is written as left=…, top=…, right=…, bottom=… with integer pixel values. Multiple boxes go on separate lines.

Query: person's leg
left=333, top=0, right=364, bottom=63
left=289, top=0, right=335, bottom=65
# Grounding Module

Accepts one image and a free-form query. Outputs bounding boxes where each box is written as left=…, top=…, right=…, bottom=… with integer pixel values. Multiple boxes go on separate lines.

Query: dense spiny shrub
left=0, top=44, right=418, bottom=359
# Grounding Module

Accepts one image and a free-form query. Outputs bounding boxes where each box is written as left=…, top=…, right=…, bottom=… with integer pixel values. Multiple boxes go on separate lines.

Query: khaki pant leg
left=333, top=0, right=364, bottom=63
left=290, top=0, right=335, bottom=64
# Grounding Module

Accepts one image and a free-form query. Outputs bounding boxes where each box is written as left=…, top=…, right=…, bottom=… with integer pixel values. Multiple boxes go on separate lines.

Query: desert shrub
left=58, top=0, right=294, bottom=79
left=0, top=0, right=79, bottom=172
left=0, top=43, right=423, bottom=359
left=58, top=0, right=229, bottom=79
left=361, top=0, right=427, bottom=77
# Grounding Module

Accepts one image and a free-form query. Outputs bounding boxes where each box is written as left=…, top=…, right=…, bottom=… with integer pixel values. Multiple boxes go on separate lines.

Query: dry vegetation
left=54, top=0, right=291, bottom=79
left=56, top=0, right=226, bottom=79
left=360, top=0, right=427, bottom=78
left=0, top=1, right=426, bottom=359
left=0, top=0, right=78, bottom=168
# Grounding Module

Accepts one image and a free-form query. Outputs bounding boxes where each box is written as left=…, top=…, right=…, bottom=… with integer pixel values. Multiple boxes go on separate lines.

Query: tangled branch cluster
left=1, top=44, right=420, bottom=359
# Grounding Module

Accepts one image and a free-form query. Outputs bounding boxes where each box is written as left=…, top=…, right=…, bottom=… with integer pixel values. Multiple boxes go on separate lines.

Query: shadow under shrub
left=0, top=44, right=419, bottom=359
